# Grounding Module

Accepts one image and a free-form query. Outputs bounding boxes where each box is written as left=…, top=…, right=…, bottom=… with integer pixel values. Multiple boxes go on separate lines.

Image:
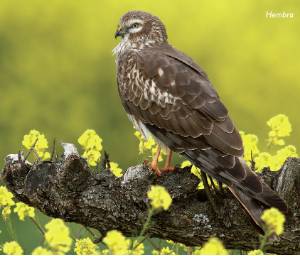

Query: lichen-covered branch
left=1, top=145, right=300, bottom=254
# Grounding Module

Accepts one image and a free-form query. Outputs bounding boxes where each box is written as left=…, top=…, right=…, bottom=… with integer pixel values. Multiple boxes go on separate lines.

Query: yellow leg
left=150, top=146, right=161, bottom=176
left=161, top=149, right=175, bottom=172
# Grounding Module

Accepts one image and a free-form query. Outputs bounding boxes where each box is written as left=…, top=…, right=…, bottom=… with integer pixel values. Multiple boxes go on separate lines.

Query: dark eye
left=131, top=23, right=140, bottom=28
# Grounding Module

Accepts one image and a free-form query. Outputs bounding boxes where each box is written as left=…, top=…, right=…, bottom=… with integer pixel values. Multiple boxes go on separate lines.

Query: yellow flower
left=99, top=249, right=109, bottom=255
left=255, top=145, right=297, bottom=172
left=22, top=129, right=50, bottom=160
left=13, top=202, right=35, bottom=221
left=3, top=241, right=23, bottom=255
left=130, top=243, right=144, bottom=255
left=269, top=145, right=298, bottom=171
left=82, top=149, right=101, bottom=166
left=240, top=131, right=260, bottom=164
left=134, top=131, right=164, bottom=161
left=147, top=185, right=172, bottom=210
left=152, top=246, right=175, bottom=255
left=32, top=246, right=53, bottom=255
left=78, top=129, right=103, bottom=151
left=74, top=237, right=98, bottom=255
left=181, top=161, right=205, bottom=190
left=197, top=237, right=228, bottom=255
left=267, top=114, right=292, bottom=145
left=248, top=249, right=264, bottom=255
left=181, top=160, right=201, bottom=178
left=110, top=162, right=123, bottom=177
left=261, top=207, right=285, bottom=235
left=102, top=230, right=130, bottom=255
left=144, top=137, right=156, bottom=150
left=255, top=152, right=272, bottom=172
left=134, top=131, right=145, bottom=154
left=0, top=186, right=15, bottom=207
left=78, top=129, right=103, bottom=166
left=44, top=218, right=72, bottom=254
left=2, top=206, right=12, bottom=220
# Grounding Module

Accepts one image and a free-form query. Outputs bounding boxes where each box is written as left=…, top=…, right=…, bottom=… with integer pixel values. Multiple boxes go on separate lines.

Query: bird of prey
left=113, top=11, right=287, bottom=228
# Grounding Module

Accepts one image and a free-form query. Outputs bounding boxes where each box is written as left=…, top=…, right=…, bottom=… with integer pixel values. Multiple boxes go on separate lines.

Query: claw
left=150, top=161, right=161, bottom=176
left=160, top=166, right=175, bottom=173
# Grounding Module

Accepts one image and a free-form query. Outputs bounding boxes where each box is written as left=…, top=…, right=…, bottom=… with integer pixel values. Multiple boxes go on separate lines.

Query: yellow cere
left=102, top=230, right=130, bottom=255
left=78, top=129, right=103, bottom=166
left=147, top=185, right=172, bottom=210
left=44, top=218, right=72, bottom=254
left=74, top=237, right=98, bottom=255
left=32, top=246, right=53, bottom=255
left=267, top=114, right=292, bottom=146
left=195, top=237, right=228, bottom=255
left=248, top=249, right=264, bottom=255
left=22, top=129, right=51, bottom=160
left=3, top=241, right=24, bottom=255
left=110, top=161, right=123, bottom=177
left=261, top=207, right=285, bottom=235
left=13, top=202, right=35, bottom=221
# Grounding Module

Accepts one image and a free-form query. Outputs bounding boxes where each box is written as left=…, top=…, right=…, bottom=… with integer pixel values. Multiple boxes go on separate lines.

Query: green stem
left=131, top=208, right=154, bottom=250
left=259, top=230, right=272, bottom=252
left=30, top=217, right=45, bottom=236
left=140, top=208, right=154, bottom=237
left=5, top=216, right=17, bottom=240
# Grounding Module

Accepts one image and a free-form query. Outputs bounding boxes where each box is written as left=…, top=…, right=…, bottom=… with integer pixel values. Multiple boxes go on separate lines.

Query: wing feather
left=120, top=45, right=243, bottom=156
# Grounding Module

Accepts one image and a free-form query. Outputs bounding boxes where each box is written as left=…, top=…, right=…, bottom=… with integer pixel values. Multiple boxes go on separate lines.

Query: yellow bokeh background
left=0, top=0, right=299, bottom=252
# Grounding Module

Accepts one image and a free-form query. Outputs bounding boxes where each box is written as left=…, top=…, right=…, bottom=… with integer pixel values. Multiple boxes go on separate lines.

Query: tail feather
left=229, top=186, right=265, bottom=229
left=144, top=124, right=288, bottom=229
left=183, top=150, right=288, bottom=229
left=222, top=158, right=288, bottom=214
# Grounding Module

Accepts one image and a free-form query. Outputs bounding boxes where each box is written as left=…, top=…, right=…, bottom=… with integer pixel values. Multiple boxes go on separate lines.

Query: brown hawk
left=114, top=11, right=287, bottom=228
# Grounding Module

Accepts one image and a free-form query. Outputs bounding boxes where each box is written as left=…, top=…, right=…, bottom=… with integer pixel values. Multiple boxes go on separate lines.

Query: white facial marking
left=171, top=80, right=176, bottom=86
left=128, top=26, right=143, bottom=33
left=158, top=68, right=164, bottom=77
left=127, top=19, right=143, bottom=26
left=112, top=34, right=130, bottom=56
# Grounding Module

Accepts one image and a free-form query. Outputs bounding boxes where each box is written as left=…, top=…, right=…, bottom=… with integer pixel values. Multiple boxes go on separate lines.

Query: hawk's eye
left=131, top=23, right=140, bottom=28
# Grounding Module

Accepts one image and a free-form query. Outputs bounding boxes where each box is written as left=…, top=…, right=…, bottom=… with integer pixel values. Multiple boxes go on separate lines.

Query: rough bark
left=1, top=146, right=300, bottom=254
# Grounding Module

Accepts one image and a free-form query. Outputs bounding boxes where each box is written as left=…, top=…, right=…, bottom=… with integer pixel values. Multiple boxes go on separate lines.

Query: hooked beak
left=115, top=25, right=126, bottom=39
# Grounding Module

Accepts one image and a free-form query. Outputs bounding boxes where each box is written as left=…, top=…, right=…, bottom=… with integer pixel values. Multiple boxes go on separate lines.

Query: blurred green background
left=0, top=0, right=299, bottom=253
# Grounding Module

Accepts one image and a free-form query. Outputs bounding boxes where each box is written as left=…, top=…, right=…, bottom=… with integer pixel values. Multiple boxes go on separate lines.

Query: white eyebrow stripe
left=127, top=19, right=143, bottom=26
left=128, top=27, right=143, bottom=33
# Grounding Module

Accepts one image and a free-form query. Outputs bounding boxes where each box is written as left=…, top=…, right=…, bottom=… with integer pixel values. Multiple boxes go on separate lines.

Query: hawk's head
left=114, top=11, right=167, bottom=49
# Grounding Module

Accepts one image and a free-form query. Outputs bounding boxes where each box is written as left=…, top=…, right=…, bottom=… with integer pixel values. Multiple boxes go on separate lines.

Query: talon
left=150, top=162, right=161, bottom=176
left=160, top=166, right=175, bottom=173
left=162, top=149, right=174, bottom=173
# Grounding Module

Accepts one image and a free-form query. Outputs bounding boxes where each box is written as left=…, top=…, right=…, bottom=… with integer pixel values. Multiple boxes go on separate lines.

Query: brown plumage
left=114, top=11, right=287, bottom=228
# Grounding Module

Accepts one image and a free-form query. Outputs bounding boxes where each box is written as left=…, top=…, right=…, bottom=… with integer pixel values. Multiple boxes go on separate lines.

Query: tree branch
left=2, top=145, right=300, bottom=254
